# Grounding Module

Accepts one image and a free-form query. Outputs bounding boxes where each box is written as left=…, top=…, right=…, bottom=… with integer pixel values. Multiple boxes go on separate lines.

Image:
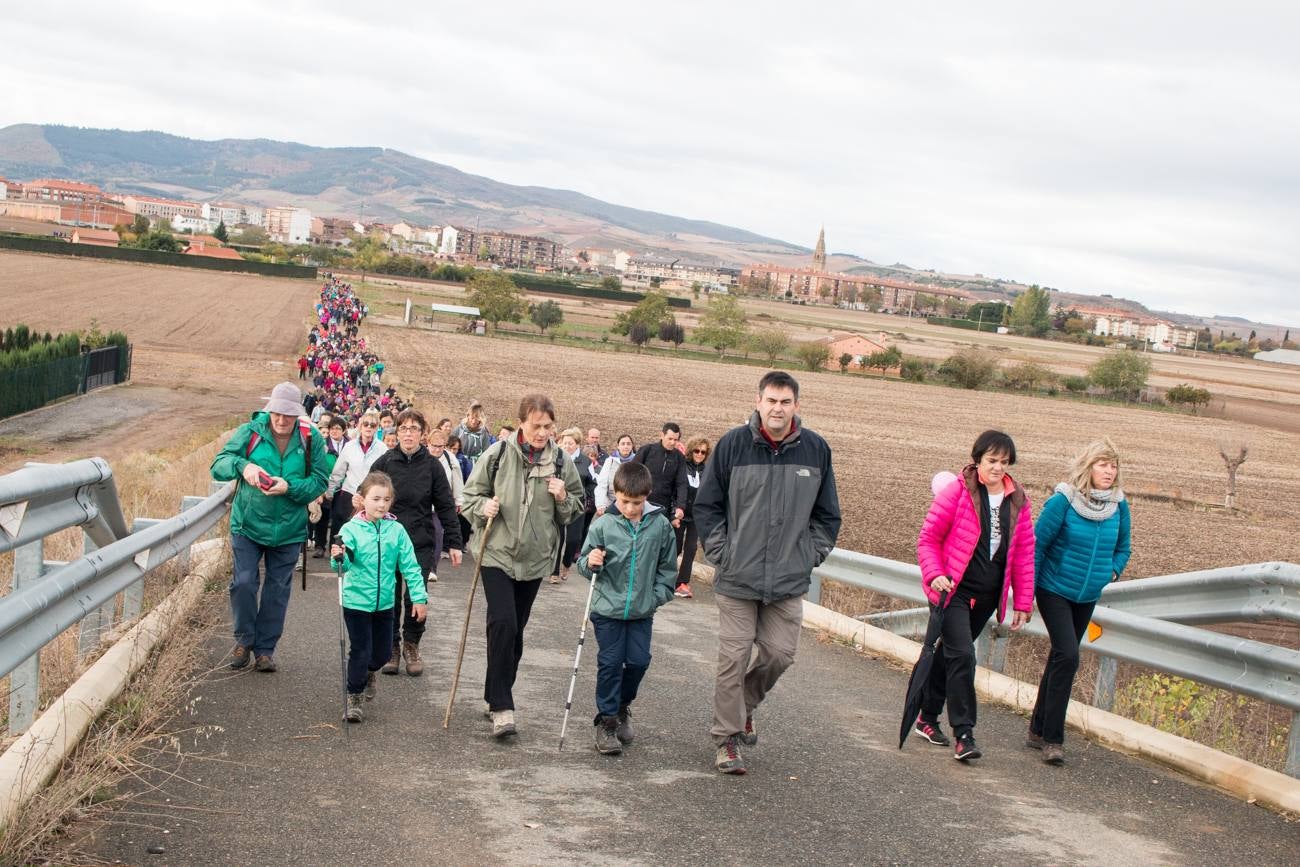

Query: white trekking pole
left=559, top=550, right=602, bottom=751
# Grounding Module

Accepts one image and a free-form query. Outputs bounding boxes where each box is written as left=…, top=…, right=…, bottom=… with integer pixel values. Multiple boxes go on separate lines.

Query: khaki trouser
left=711, top=594, right=803, bottom=745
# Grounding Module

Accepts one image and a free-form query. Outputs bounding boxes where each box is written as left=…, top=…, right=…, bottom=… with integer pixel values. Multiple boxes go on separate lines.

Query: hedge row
left=0, top=234, right=318, bottom=279
left=926, top=316, right=1001, bottom=333
left=511, top=273, right=691, bottom=308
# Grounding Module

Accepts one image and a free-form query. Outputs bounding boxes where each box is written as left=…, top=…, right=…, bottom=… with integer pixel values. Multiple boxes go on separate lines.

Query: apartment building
left=122, top=195, right=202, bottom=221
left=741, top=263, right=966, bottom=309
left=264, top=205, right=312, bottom=244
left=23, top=178, right=103, bottom=202
left=448, top=226, right=560, bottom=268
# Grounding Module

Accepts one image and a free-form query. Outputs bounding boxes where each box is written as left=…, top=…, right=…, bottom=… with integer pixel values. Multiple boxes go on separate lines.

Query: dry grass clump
left=0, top=579, right=228, bottom=866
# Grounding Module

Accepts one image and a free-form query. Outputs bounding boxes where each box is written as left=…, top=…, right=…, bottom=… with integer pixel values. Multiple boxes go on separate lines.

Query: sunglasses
left=692, top=448, right=709, bottom=455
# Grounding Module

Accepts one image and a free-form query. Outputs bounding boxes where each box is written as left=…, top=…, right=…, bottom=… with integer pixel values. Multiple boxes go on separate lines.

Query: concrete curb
left=0, top=539, right=227, bottom=829
left=801, top=600, right=1300, bottom=815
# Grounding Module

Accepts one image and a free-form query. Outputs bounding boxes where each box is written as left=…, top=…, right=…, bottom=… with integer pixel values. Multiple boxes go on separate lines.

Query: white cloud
left=2, top=1, right=1298, bottom=322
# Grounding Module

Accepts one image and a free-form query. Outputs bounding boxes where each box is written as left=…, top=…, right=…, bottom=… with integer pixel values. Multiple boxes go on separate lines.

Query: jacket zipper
left=624, top=519, right=640, bottom=619
left=375, top=521, right=383, bottom=613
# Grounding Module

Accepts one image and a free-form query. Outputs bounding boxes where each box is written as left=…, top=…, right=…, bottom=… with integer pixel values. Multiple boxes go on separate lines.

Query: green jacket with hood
left=210, top=412, right=329, bottom=548
left=461, top=435, right=585, bottom=580
left=577, top=503, right=677, bottom=620
left=335, top=515, right=428, bottom=612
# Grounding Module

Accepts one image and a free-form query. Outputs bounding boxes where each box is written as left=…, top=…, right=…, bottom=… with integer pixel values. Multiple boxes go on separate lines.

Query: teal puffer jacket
left=577, top=505, right=677, bottom=620
left=1034, top=491, right=1132, bottom=603
left=335, top=515, right=428, bottom=612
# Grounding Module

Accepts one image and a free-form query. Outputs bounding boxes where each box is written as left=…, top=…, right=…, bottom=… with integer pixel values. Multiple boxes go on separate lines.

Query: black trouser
left=393, top=545, right=435, bottom=646
left=328, top=490, right=354, bottom=544
left=310, top=507, right=330, bottom=550
left=457, top=514, right=472, bottom=552
left=343, top=606, right=395, bottom=694
left=919, top=590, right=998, bottom=738
left=674, top=521, right=697, bottom=586
left=1030, top=588, right=1097, bottom=745
left=555, top=517, right=584, bottom=574
left=481, top=567, right=543, bottom=712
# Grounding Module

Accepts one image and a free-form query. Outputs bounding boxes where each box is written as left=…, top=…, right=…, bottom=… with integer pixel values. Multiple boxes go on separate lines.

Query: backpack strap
left=245, top=420, right=314, bottom=473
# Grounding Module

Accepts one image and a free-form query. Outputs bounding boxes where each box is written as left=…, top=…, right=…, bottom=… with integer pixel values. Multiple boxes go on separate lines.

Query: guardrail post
left=975, top=628, right=1009, bottom=674
left=77, top=531, right=114, bottom=658
left=179, top=496, right=205, bottom=571
left=1287, top=711, right=1300, bottom=779
left=1093, top=657, right=1118, bottom=711
left=123, top=517, right=166, bottom=621
left=8, top=539, right=45, bottom=734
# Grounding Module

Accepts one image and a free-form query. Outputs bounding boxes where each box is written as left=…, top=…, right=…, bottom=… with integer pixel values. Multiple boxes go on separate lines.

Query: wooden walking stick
left=443, top=513, right=495, bottom=729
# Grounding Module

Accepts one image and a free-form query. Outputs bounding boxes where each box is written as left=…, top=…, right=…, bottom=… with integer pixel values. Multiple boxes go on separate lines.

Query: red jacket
left=917, top=465, right=1035, bottom=622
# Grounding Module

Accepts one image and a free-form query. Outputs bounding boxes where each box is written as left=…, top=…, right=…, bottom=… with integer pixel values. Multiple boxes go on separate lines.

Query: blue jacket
left=1034, top=492, right=1132, bottom=603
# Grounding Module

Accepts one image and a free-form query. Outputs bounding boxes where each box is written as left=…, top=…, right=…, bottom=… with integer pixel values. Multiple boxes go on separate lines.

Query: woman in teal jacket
left=1029, top=438, right=1132, bottom=764
left=331, top=471, right=427, bottom=723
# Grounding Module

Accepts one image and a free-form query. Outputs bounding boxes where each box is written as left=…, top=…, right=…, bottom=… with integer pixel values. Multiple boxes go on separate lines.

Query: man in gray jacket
left=693, top=370, right=841, bottom=774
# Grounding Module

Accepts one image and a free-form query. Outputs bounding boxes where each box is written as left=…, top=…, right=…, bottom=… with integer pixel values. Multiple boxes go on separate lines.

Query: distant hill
left=0, top=123, right=803, bottom=259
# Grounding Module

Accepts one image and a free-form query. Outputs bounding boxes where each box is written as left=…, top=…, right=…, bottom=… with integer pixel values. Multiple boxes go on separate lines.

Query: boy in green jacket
left=577, top=462, right=678, bottom=755
left=331, top=471, right=427, bottom=723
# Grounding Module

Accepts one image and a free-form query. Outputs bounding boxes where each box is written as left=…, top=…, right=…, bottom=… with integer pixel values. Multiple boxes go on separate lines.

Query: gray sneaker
left=715, top=736, right=746, bottom=775
left=740, top=713, right=757, bottom=746
left=491, top=709, right=517, bottom=738
left=346, top=694, right=364, bottom=724
left=595, top=717, right=623, bottom=755
left=616, top=706, right=635, bottom=745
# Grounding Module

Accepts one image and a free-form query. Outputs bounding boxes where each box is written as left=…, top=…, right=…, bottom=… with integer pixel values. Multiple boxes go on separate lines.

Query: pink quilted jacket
left=917, top=465, right=1035, bottom=623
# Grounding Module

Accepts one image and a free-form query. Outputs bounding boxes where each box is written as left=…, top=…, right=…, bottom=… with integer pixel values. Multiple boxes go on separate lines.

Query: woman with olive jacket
left=461, top=393, right=585, bottom=739
left=1029, top=437, right=1132, bottom=766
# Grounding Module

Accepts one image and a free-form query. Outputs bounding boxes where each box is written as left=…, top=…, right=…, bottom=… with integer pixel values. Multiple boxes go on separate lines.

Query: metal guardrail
left=808, top=549, right=1300, bottom=777
left=0, top=459, right=234, bottom=734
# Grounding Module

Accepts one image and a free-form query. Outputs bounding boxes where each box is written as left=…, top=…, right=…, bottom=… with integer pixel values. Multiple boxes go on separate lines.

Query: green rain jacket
left=577, top=503, right=677, bottom=620
left=335, top=515, right=428, bottom=612
left=210, top=412, right=329, bottom=548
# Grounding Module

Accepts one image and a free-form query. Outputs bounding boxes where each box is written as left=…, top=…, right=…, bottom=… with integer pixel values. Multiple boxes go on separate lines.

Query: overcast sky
left=4, top=2, right=1298, bottom=324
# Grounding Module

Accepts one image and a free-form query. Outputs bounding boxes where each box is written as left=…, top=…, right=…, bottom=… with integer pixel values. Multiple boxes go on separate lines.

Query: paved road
left=70, top=552, right=1300, bottom=866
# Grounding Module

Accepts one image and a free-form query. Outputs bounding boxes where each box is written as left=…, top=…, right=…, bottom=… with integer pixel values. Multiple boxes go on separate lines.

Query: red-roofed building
left=818, top=333, right=894, bottom=372
left=25, top=178, right=103, bottom=202
left=184, top=241, right=244, bottom=260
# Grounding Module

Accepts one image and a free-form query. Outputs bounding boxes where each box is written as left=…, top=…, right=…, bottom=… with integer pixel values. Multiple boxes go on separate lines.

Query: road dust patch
left=986, top=796, right=1179, bottom=866
left=458, top=765, right=646, bottom=866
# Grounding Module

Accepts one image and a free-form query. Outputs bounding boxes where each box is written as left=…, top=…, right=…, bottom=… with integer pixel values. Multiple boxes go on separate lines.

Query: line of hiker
left=212, top=360, right=1129, bottom=775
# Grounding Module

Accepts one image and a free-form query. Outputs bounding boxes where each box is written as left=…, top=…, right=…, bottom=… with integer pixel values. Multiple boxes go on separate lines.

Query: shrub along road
left=66, top=554, right=1300, bottom=865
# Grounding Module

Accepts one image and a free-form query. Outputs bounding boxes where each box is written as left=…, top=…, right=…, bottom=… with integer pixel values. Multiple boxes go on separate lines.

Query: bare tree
left=1218, top=443, right=1248, bottom=508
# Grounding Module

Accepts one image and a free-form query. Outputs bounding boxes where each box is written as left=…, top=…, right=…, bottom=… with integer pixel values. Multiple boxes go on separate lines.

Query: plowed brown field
left=370, top=324, right=1300, bottom=580
left=0, top=251, right=318, bottom=469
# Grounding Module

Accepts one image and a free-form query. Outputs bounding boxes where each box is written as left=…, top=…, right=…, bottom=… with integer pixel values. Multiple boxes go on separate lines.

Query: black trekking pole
left=559, top=548, right=602, bottom=751
left=301, top=541, right=308, bottom=591
left=332, top=548, right=352, bottom=739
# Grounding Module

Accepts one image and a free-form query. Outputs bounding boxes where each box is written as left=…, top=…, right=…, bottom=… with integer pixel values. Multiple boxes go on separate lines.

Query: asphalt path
left=69, top=550, right=1300, bottom=866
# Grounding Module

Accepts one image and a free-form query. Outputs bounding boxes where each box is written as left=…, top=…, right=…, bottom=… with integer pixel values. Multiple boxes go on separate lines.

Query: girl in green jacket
left=331, top=472, right=427, bottom=723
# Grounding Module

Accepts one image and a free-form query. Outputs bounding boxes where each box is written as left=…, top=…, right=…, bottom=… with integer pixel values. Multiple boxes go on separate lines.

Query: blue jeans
left=229, top=534, right=301, bottom=656
left=591, top=614, right=653, bottom=720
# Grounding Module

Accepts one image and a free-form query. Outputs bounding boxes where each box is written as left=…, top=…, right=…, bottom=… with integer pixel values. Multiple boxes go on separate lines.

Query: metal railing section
left=0, top=457, right=234, bottom=734
left=808, top=549, right=1300, bottom=777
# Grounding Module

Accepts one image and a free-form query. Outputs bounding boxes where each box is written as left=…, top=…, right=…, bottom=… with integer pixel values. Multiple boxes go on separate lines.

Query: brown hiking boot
left=1026, top=729, right=1045, bottom=750
left=254, top=655, right=277, bottom=673
left=229, top=645, right=251, bottom=670
left=402, top=641, right=424, bottom=676
left=1043, top=743, right=1065, bottom=765
left=381, top=642, right=400, bottom=675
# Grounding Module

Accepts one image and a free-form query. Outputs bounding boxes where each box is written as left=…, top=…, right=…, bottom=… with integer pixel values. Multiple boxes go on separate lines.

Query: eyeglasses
left=396, top=425, right=422, bottom=433
left=360, top=422, right=377, bottom=428
left=692, top=449, right=709, bottom=455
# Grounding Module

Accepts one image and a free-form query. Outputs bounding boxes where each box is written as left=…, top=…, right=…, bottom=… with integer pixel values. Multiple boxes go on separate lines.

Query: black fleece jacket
left=370, top=446, right=462, bottom=553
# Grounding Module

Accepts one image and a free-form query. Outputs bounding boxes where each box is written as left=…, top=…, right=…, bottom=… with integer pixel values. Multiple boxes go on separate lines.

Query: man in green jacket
left=210, top=382, right=329, bottom=672
left=462, top=392, right=584, bottom=738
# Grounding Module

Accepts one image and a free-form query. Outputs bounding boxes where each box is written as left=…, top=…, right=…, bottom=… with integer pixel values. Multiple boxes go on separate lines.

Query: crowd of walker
left=211, top=279, right=1132, bottom=773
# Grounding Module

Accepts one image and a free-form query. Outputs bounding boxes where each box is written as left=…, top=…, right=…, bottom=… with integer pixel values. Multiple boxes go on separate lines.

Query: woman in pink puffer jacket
left=911, top=430, right=1035, bottom=762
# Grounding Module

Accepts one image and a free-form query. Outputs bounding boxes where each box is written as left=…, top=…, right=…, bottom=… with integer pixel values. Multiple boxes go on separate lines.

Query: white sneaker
left=428, top=570, right=438, bottom=583
left=491, top=709, right=517, bottom=738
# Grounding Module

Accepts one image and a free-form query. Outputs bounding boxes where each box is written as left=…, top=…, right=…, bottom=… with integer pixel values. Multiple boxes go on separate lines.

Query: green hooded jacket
left=335, top=515, right=428, bottom=611
left=462, top=436, right=585, bottom=580
left=210, top=412, right=329, bottom=548
left=577, top=504, right=677, bottom=620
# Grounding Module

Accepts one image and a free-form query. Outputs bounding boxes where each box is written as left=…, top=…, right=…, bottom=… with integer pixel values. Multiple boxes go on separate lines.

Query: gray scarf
left=1056, top=483, right=1123, bottom=521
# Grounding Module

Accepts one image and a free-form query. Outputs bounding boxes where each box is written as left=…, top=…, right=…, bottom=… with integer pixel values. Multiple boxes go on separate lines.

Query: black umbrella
left=898, top=590, right=947, bottom=749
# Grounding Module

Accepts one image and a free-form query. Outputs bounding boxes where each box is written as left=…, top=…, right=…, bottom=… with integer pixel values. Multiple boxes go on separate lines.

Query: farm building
left=1253, top=348, right=1300, bottom=366
left=70, top=228, right=119, bottom=247
left=819, top=333, right=894, bottom=371
left=183, top=241, right=244, bottom=260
